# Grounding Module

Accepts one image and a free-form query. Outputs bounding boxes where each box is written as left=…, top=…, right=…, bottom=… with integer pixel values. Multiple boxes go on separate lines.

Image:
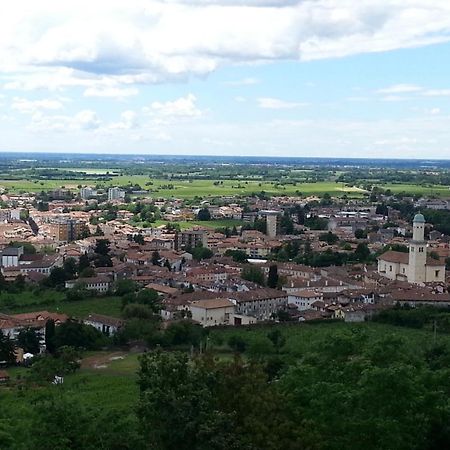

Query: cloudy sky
left=1, top=0, right=450, bottom=158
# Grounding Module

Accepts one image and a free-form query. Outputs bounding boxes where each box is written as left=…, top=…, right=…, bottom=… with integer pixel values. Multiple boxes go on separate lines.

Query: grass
left=0, top=290, right=123, bottom=318
left=1, top=351, right=140, bottom=414
left=0, top=176, right=366, bottom=198
left=2, top=320, right=449, bottom=430
left=2, top=173, right=449, bottom=198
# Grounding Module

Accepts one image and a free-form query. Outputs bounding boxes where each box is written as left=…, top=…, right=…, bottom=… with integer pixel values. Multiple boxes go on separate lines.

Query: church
left=377, top=213, right=446, bottom=284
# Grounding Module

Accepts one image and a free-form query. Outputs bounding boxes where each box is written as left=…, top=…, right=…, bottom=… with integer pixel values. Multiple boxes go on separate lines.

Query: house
left=189, top=298, right=236, bottom=327
left=1, top=246, right=23, bottom=267
left=65, top=276, right=112, bottom=293
left=84, top=314, right=124, bottom=335
left=288, top=290, right=323, bottom=310
left=229, top=288, right=288, bottom=321
left=19, top=254, right=63, bottom=275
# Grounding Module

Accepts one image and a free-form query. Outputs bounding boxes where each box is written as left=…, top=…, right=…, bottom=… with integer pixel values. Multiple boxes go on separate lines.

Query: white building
left=80, top=187, right=97, bottom=200
left=377, top=213, right=446, bottom=284
left=189, top=298, right=235, bottom=327
left=107, top=187, right=125, bottom=202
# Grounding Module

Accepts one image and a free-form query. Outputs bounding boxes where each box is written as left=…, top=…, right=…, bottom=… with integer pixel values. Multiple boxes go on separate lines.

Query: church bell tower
left=408, top=213, right=426, bottom=284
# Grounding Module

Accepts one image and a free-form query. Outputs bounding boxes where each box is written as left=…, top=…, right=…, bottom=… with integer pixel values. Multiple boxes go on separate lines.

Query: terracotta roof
left=231, top=288, right=287, bottom=303
left=377, top=250, right=409, bottom=264
left=191, top=299, right=235, bottom=309
left=85, top=314, right=124, bottom=327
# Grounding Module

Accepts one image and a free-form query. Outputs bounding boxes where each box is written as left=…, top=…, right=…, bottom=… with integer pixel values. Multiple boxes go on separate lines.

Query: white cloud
left=1, top=1, right=450, bottom=90
left=257, top=97, right=307, bottom=109
left=377, top=84, right=423, bottom=94
left=83, top=86, right=138, bottom=98
left=422, top=89, right=450, bottom=97
left=109, top=110, right=139, bottom=129
left=12, top=97, right=63, bottom=113
left=224, top=77, right=260, bottom=86
left=28, top=109, right=100, bottom=132
left=148, top=94, right=202, bottom=120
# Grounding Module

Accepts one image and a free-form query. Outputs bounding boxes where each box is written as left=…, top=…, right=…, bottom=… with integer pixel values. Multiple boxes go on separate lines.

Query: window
left=389, top=265, right=392, bottom=272
left=419, top=247, right=424, bottom=253
left=435, top=270, right=440, bottom=278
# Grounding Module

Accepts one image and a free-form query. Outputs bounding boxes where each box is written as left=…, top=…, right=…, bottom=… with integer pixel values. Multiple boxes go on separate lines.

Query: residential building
left=189, top=298, right=235, bottom=327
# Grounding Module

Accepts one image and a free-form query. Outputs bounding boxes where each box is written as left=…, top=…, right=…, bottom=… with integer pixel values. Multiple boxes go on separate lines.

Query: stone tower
left=408, top=213, right=426, bottom=284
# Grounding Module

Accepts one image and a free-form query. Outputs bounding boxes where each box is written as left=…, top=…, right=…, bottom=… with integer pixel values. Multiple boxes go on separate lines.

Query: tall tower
left=408, top=213, right=426, bottom=284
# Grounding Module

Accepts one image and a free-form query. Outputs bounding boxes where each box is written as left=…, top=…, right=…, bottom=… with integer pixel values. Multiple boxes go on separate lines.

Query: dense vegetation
left=3, top=322, right=450, bottom=449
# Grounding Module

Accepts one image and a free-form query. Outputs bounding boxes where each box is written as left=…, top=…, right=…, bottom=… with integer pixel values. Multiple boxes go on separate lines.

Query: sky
left=1, top=0, right=450, bottom=159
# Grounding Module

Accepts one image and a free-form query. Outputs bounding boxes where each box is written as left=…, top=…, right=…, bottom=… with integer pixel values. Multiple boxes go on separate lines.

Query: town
left=1, top=163, right=450, bottom=448
left=1, top=158, right=449, bottom=362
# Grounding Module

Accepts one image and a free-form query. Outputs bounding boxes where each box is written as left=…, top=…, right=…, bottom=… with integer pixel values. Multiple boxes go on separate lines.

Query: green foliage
left=45, top=319, right=56, bottom=353
left=163, top=320, right=205, bottom=347
left=0, top=330, right=16, bottom=366
left=55, top=320, right=106, bottom=350
left=305, top=216, right=329, bottom=230
left=191, top=246, right=214, bottom=261
left=319, top=231, right=339, bottom=244
left=241, top=265, right=265, bottom=286
left=16, top=327, right=40, bottom=354
left=137, top=351, right=304, bottom=450
left=224, top=249, right=248, bottom=263
left=115, top=279, right=138, bottom=296
left=27, top=346, right=81, bottom=384
left=197, top=207, right=211, bottom=221
left=267, top=264, right=279, bottom=289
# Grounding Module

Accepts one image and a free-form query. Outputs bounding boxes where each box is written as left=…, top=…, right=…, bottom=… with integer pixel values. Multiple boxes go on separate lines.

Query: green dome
left=413, top=213, right=425, bottom=223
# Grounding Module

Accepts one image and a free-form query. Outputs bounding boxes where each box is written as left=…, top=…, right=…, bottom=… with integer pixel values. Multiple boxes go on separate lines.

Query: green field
left=2, top=173, right=449, bottom=199
left=381, top=183, right=450, bottom=196
left=0, top=290, right=123, bottom=318
left=0, top=176, right=366, bottom=198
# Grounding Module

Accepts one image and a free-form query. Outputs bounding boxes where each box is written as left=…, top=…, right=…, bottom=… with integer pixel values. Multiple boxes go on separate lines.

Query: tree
left=197, top=207, right=211, bottom=221
left=133, top=234, right=145, bottom=245
left=319, top=231, right=339, bottom=245
left=224, top=249, right=248, bottom=263
left=355, top=228, right=368, bottom=239
left=78, top=253, right=91, bottom=273
left=0, top=331, right=15, bottom=366
left=354, top=242, right=371, bottom=262
left=191, top=246, right=213, bottom=261
left=55, top=321, right=105, bottom=350
left=228, top=335, right=247, bottom=353
left=163, top=320, right=205, bottom=347
left=151, top=251, right=160, bottom=265
left=16, top=327, right=40, bottom=354
left=267, top=329, right=286, bottom=352
left=94, top=239, right=111, bottom=256
left=115, top=279, right=138, bottom=296
left=63, top=257, right=77, bottom=278
left=45, top=319, right=56, bottom=354
left=44, top=267, right=68, bottom=288
left=267, top=264, right=279, bottom=289
left=136, top=288, right=161, bottom=312
left=241, top=265, right=265, bottom=286
left=137, top=351, right=233, bottom=450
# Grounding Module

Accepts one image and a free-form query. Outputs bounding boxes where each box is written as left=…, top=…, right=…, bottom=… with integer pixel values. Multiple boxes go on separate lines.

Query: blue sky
left=1, top=1, right=450, bottom=158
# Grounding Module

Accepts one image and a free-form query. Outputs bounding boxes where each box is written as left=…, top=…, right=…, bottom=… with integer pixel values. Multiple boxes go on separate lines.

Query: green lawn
left=1, top=291, right=123, bottom=318
left=381, top=183, right=450, bottom=197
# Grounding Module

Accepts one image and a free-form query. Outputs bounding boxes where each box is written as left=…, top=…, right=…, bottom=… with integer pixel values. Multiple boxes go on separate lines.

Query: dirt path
left=81, top=352, right=126, bottom=370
